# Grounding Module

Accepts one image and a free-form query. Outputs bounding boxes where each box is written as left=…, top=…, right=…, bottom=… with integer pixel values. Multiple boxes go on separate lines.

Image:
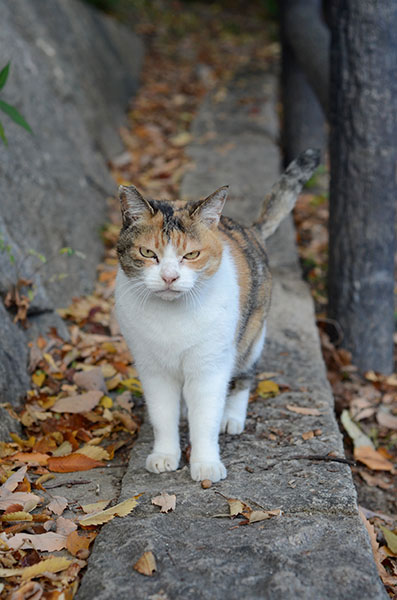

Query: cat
left=115, top=149, right=319, bottom=482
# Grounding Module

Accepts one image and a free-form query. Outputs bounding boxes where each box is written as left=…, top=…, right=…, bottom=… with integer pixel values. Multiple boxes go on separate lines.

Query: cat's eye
left=139, top=247, right=158, bottom=260
left=183, top=250, right=200, bottom=260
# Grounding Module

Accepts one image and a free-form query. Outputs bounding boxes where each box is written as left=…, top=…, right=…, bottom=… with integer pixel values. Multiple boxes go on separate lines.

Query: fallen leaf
left=151, top=492, right=176, bottom=513
left=32, top=371, right=46, bottom=388
left=73, top=368, right=107, bottom=393
left=302, top=430, right=315, bottom=440
left=47, top=496, right=68, bottom=516
left=133, top=551, right=157, bottom=576
left=9, top=580, right=43, bottom=600
left=0, top=492, right=41, bottom=511
left=21, top=556, right=72, bottom=581
left=76, top=445, right=110, bottom=462
left=227, top=498, right=249, bottom=516
left=1, top=511, right=33, bottom=522
left=341, top=410, right=375, bottom=448
left=81, top=499, right=111, bottom=514
left=66, top=530, right=97, bottom=557
left=47, top=454, right=103, bottom=472
left=10, top=452, right=49, bottom=466
left=50, top=391, right=103, bottom=413
left=1, top=531, right=67, bottom=552
left=286, top=405, right=321, bottom=416
left=51, top=441, right=73, bottom=457
left=380, top=526, right=397, bottom=554
left=256, top=380, right=279, bottom=398
left=0, top=466, right=27, bottom=494
left=56, top=516, right=78, bottom=536
left=243, top=509, right=281, bottom=524
left=359, top=470, right=392, bottom=490
left=376, top=409, right=397, bottom=430
left=359, top=509, right=396, bottom=586
left=354, top=446, right=394, bottom=471
left=120, top=377, right=143, bottom=394
left=79, top=495, right=140, bottom=526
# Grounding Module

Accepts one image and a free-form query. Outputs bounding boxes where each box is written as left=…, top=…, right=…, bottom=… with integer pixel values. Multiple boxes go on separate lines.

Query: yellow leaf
left=256, top=380, right=279, bottom=398
left=106, top=373, right=123, bottom=391
left=133, top=551, right=157, bottom=576
left=121, top=378, right=143, bottom=394
left=101, top=364, right=117, bottom=378
left=1, top=511, right=33, bottom=522
left=101, top=342, right=116, bottom=354
left=0, top=567, right=23, bottom=577
left=380, top=526, right=397, bottom=554
left=81, top=499, right=111, bottom=514
left=43, top=353, right=58, bottom=370
left=79, top=495, right=141, bottom=526
left=32, top=371, right=46, bottom=387
left=76, top=445, right=110, bottom=461
left=21, top=557, right=72, bottom=581
left=100, top=396, right=113, bottom=409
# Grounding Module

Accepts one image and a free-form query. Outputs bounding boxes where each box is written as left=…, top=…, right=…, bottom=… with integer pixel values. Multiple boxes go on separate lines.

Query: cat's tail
left=253, top=148, right=320, bottom=240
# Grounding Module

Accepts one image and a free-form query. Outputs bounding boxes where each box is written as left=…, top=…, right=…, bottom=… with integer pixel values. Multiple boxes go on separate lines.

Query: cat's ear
left=189, top=186, right=228, bottom=227
left=119, top=185, right=155, bottom=225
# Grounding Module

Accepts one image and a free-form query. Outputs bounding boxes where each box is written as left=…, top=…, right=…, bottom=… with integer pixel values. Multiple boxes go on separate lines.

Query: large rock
left=0, top=0, right=143, bottom=408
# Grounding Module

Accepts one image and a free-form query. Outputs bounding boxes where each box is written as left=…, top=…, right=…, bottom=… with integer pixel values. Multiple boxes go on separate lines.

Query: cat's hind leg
left=221, top=374, right=252, bottom=435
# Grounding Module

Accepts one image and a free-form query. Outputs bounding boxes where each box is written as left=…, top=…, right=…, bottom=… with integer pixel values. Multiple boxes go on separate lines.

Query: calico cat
left=115, top=149, right=319, bottom=482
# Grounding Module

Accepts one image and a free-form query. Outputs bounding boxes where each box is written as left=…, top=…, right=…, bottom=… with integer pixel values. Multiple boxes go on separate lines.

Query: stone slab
left=0, top=0, right=143, bottom=405
left=77, top=70, right=387, bottom=599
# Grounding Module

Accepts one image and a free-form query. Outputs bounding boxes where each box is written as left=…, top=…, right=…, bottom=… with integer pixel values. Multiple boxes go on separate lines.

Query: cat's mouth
left=154, top=289, right=183, bottom=301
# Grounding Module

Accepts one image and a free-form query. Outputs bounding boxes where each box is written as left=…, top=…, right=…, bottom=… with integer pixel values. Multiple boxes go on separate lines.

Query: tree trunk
left=328, top=0, right=397, bottom=373
left=280, top=0, right=328, bottom=166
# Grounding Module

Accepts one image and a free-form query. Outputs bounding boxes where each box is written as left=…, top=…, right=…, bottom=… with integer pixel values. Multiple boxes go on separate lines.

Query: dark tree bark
left=280, top=0, right=329, bottom=166
left=328, top=0, right=397, bottom=373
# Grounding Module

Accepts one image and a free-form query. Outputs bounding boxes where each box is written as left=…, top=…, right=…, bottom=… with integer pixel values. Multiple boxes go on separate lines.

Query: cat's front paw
left=190, top=460, right=227, bottom=483
left=146, top=453, right=180, bottom=474
left=220, top=416, right=245, bottom=435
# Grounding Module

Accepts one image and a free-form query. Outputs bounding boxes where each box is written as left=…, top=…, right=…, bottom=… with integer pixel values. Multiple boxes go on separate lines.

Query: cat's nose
left=161, top=273, right=180, bottom=285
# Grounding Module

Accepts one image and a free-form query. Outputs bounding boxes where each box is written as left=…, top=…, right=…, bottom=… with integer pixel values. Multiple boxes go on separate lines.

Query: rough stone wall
left=0, top=0, right=143, bottom=414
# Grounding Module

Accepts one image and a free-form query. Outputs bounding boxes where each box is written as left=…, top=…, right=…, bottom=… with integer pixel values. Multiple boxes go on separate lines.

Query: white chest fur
left=115, top=244, right=240, bottom=376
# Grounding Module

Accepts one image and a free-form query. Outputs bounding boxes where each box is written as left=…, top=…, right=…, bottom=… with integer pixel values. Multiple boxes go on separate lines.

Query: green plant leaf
left=0, top=99, right=32, bottom=133
left=28, top=249, right=47, bottom=263
left=0, top=120, right=7, bottom=145
left=0, top=62, right=10, bottom=91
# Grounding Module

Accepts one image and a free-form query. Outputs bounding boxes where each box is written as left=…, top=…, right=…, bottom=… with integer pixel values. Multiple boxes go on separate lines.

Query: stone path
left=77, top=69, right=387, bottom=599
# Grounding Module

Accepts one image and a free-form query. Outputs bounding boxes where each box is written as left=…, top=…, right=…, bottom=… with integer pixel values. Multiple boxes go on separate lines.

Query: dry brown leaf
left=227, top=498, right=249, bottom=516
left=1, top=531, right=67, bottom=552
left=56, top=516, right=78, bottom=536
left=81, top=499, right=111, bottom=514
left=10, top=452, right=49, bottom=466
left=47, top=496, right=68, bottom=516
left=151, top=492, right=176, bottom=513
left=9, top=580, right=43, bottom=600
left=359, top=470, right=392, bottom=490
left=21, top=556, right=72, bottom=581
left=79, top=495, right=140, bottom=526
left=73, top=368, right=107, bottom=392
left=376, top=409, right=397, bottom=430
left=76, top=445, right=110, bottom=461
left=51, top=441, right=73, bottom=457
left=133, top=551, right=157, bottom=576
left=245, top=509, right=281, bottom=524
left=358, top=508, right=396, bottom=587
left=0, top=492, right=41, bottom=512
left=0, top=466, right=27, bottom=494
left=302, top=430, right=315, bottom=440
left=354, top=445, right=394, bottom=471
left=286, top=405, right=321, bottom=416
left=47, top=454, right=103, bottom=473
left=50, top=391, right=103, bottom=413
left=66, top=530, right=97, bottom=557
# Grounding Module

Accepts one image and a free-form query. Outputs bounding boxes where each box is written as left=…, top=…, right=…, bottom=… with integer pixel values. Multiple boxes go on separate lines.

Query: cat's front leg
left=183, top=371, right=230, bottom=482
left=139, top=370, right=181, bottom=474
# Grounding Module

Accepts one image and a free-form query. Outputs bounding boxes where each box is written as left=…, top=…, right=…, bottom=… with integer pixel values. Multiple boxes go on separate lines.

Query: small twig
left=284, top=454, right=355, bottom=466
left=44, top=480, right=91, bottom=489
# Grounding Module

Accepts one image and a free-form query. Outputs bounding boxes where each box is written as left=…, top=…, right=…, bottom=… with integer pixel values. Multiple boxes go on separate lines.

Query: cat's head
left=116, top=185, right=228, bottom=301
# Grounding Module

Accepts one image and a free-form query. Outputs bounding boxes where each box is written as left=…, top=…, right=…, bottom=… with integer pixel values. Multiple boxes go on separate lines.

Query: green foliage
left=0, top=62, right=32, bottom=145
